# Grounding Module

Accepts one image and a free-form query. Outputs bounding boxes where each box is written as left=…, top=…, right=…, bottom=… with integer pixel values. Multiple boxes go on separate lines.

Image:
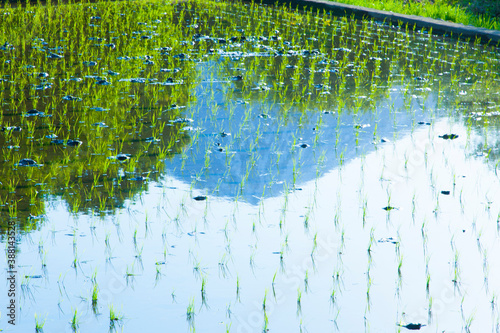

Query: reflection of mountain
left=156, top=2, right=500, bottom=204
left=164, top=75, right=431, bottom=204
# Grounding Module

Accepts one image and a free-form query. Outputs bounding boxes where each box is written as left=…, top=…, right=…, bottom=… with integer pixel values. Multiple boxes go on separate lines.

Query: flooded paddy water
left=1, top=0, right=500, bottom=331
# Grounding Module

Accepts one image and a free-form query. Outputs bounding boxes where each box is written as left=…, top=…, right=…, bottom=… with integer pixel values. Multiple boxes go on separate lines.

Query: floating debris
left=28, top=214, right=46, bottom=220
left=116, top=153, right=131, bottom=161
left=90, top=107, right=108, bottom=112
left=2, top=126, right=22, bottom=132
left=96, top=79, right=111, bottom=85
left=149, top=79, right=184, bottom=86
left=0, top=41, right=13, bottom=50
left=160, top=67, right=181, bottom=73
left=92, top=122, right=108, bottom=127
left=398, top=323, right=426, bottom=330
left=26, top=109, right=44, bottom=117
left=18, top=158, right=38, bottom=166
left=378, top=237, right=398, bottom=244
left=108, top=154, right=131, bottom=161
left=33, top=83, right=52, bottom=90
left=181, top=126, right=201, bottom=131
left=129, top=176, right=148, bottom=181
left=51, top=139, right=83, bottom=146
left=439, top=134, right=459, bottom=140
left=159, top=46, right=172, bottom=52
left=170, top=118, right=193, bottom=124
left=66, top=139, right=83, bottom=147
left=83, top=61, right=98, bottom=66
left=48, top=52, right=63, bottom=59
left=119, top=77, right=147, bottom=83
left=173, top=53, right=189, bottom=59
left=62, top=95, right=82, bottom=101
left=145, top=137, right=160, bottom=143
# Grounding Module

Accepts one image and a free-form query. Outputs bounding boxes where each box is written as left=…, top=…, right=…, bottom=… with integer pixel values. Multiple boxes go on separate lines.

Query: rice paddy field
left=1, top=0, right=500, bottom=331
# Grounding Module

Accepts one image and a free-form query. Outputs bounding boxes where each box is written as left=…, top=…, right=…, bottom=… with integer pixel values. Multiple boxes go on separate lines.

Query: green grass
left=328, top=0, right=499, bottom=30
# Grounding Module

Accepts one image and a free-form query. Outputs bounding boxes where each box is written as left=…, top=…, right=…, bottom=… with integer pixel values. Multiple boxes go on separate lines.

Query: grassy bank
left=328, top=0, right=499, bottom=30
left=0, top=0, right=498, bottom=30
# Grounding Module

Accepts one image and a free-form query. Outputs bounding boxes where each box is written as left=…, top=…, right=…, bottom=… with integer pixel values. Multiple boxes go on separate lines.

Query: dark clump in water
left=66, top=139, right=83, bottom=147
left=398, top=323, right=426, bottom=330
left=2, top=126, right=22, bottom=132
left=116, top=154, right=131, bottom=161
left=439, top=134, right=459, bottom=140
left=18, top=158, right=38, bottom=166
left=26, top=109, right=43, bottom=117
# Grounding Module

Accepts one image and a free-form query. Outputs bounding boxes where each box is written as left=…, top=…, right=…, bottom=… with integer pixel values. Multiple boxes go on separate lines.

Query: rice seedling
left=109, top=304, right=124, bottom=331
left=235, top=275, right=241, bottom=302
left=200, top=276, right=208, bottom=309
left=91, top=283, right=99, bottom=315
left=186, top=297, right=195, bottom=330
left=35, top=313, right=46, bottom=333
left=453, top=250, right=461, bottom=285
left=464, top=311, right=475, bottom=333
left=296, top=287, right=302, bottom=316
left=397, top=253, right=403, bottom=285
left=70, top=308, right=79, bottom=332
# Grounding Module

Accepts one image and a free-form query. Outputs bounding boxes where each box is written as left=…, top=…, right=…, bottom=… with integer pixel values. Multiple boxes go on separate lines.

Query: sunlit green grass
left=328, top=0, right=499, bottom=30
